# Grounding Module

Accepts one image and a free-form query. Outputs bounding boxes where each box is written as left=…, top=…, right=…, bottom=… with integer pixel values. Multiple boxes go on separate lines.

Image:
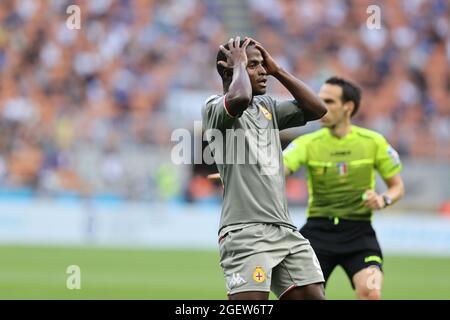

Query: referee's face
left=318, top=84, right=347, bottom=128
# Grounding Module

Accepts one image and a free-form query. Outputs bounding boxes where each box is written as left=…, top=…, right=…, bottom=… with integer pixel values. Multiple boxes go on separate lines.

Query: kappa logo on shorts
left=253, top=266, right=266, bottom=283
left=228, top=273, right=247, bottom=289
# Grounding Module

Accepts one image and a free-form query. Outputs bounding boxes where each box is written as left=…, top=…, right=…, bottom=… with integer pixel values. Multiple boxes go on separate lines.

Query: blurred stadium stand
left=0, top=0, right=448, bottom=214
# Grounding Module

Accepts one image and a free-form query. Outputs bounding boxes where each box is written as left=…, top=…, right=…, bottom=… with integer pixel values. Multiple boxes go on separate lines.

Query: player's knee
left=354, top=266, right=383, bottom=300
left=367, top=290, right=381, bottom=300
left=356, top=288, right=381, bottom=300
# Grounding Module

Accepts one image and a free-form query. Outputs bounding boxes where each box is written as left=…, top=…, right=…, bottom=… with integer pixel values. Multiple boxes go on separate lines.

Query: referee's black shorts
left=300, top=217, right=383, bottom=288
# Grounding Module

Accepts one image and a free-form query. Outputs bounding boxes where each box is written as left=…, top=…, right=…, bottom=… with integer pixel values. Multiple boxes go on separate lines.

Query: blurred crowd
left=249, top=0, right=450, bottom=160
left=0, top=0, right=226, bottom=196
left=0, top=0, right=448, bottom=201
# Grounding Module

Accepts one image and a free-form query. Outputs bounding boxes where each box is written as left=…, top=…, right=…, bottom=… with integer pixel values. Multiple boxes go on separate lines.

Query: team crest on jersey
left=253, top=266, right=266, bottom=283
left=260, top=106, right=272, bottom=121
left=336, top=162, right=347, bottom=175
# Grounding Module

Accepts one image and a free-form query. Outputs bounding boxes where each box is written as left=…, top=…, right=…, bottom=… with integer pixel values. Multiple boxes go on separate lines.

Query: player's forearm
left=226, top=62, right=252, bottom=115
left=273, top=68, right=327, bottom=120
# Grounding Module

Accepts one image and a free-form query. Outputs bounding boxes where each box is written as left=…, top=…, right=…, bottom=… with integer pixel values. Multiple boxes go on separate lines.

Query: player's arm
left=218, top=37, right=253, bottom=116
left=249, top=39, right=327, bottom=121
left=363, top=174, right=405, bottom=210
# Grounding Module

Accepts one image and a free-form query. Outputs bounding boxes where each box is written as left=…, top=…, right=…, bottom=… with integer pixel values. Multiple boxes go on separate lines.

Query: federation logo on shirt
left=260, top=106, right=272, bottom=121
left=253, top=266, right=266, bottom=283
left=336, top=162, right=347, bottom=175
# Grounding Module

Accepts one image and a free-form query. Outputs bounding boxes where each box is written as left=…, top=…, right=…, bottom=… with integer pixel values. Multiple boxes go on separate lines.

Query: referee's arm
left=382, top=174, right=405, bottom=206
left=283, top=138, right=305, bottom=177
left=363, top=174, right=405, bottom=209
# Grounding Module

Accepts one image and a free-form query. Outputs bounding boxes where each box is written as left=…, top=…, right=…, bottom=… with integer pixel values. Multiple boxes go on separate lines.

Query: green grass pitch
left=0, top=245, right=449, bottom=299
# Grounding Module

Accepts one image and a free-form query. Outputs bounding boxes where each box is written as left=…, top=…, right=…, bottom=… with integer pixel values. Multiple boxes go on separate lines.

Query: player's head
left=216, top=39, right=267, bottom=96
left=318, top=76, right=361, bottom=128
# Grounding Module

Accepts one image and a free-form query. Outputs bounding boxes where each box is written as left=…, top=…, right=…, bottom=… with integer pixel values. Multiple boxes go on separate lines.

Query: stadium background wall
left=1, top=198, right=450, bottom=256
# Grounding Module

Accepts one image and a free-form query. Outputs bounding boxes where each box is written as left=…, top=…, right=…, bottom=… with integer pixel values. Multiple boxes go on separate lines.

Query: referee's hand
left=362, top=190, right=385, bottom=210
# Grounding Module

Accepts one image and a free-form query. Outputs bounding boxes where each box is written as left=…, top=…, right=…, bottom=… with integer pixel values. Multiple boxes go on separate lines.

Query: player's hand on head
left=362, top=190, right=385, bottom=210
left=217, top=36, right=251, bottom=69
left=247, top=37, right=281, bottom=76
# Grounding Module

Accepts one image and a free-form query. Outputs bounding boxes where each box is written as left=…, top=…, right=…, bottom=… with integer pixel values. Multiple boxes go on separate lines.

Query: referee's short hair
left=325, top=77, right=362, bottom=117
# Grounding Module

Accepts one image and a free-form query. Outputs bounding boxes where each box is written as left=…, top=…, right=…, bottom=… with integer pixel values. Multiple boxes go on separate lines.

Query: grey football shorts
left=218, top=223, right=324, bottom=297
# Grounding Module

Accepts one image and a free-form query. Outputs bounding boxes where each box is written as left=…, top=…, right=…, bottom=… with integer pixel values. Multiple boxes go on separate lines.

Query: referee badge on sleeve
left=387, top=146, right=401, bottom=166
left=283, top=143, right=296, bottom=155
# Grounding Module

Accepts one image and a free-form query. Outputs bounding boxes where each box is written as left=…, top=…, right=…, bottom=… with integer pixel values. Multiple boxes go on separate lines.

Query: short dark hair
left=325, top=76, right=362, bottom=117
left=216, top=40, right=255, bottom=81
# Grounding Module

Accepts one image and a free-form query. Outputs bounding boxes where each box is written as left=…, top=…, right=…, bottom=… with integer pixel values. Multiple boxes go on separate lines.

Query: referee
left=283, top=77, right=405, bottom=300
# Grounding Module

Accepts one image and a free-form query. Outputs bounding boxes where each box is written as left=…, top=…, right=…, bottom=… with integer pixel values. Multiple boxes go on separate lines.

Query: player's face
left=318, top=84, right=347, bottom=128
left=246, top=46, right=267, bottom=95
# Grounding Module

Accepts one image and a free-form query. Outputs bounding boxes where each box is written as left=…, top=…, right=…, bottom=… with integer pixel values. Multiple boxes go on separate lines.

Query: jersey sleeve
left=201, top=95, right=237, bottom=131
left=267, top=97, right=306, bottom=130
left=283, top=136, right=307, bottom=174
left=375, top=136, right=402, bottom=179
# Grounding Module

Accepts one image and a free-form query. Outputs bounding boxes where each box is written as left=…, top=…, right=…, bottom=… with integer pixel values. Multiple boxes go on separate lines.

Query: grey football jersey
left=202, top=94, right=307, bottom=233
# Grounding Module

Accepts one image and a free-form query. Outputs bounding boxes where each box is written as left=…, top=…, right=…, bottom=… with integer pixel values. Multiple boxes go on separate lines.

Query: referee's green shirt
left=283, top=125, right=402, bottom=220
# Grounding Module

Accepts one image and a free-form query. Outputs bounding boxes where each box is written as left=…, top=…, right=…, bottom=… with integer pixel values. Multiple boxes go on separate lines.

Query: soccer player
left=283, top=77, right=405, bottom=300
left=202, top=36, right=327, bottom=300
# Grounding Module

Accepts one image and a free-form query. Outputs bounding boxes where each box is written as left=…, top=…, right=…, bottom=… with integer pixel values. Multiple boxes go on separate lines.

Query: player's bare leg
left=228, top=291, right=269, bottom=300
left=352, top=266, right=383, bottom=300
left=280, top=283, right=325, bottom=300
